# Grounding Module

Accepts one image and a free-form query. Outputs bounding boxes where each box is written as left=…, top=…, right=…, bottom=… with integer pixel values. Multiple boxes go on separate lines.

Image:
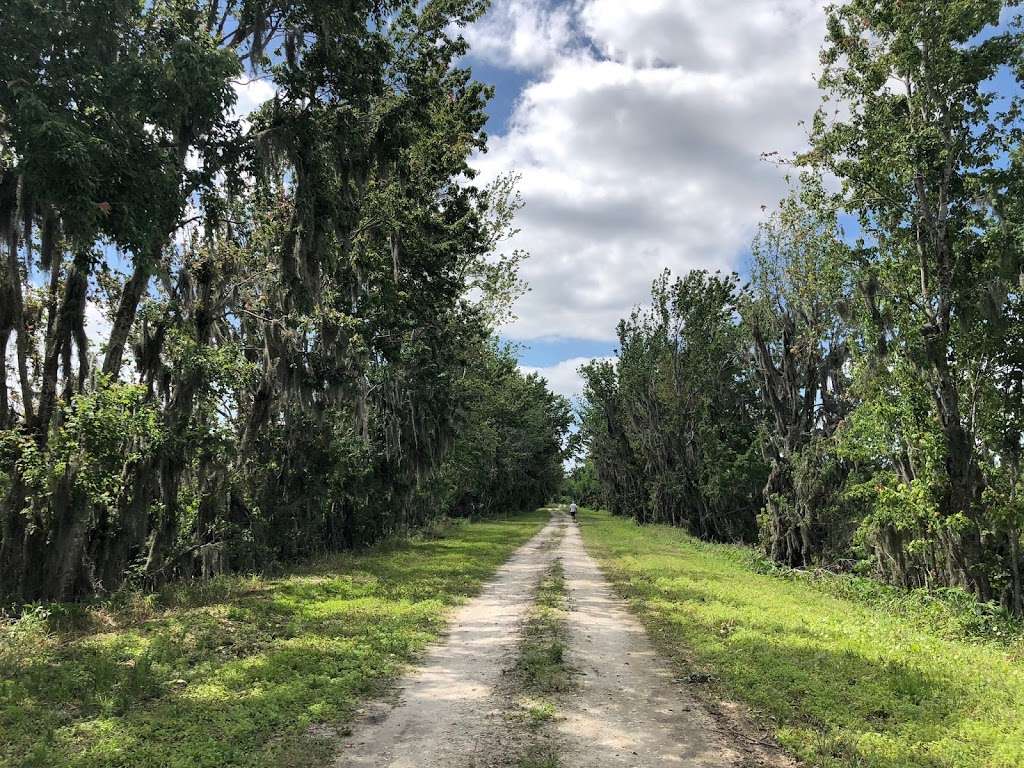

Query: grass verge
left=577, top=508, right=1024, bottom=768
left=0, top=510, right=549, bottom=768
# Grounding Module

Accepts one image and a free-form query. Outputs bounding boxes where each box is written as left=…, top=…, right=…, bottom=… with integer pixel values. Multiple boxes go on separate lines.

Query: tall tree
left=742, top=178, right=853, bottom=566
left=0, top=0, right=568, bottom=603
left=581, top=271, right=765, bottom=540
left=807, top=0, right=1024, bottom=599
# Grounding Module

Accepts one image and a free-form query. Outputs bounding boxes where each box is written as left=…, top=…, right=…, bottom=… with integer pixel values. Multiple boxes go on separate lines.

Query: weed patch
left=514, top=560, right=572, bottom=697
left=501, top=553, right=572, bottom=768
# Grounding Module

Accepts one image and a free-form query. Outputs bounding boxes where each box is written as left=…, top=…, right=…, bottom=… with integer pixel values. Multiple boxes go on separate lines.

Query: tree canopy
left=0, top=0, right=570, bottom=602
left=579, top=0, right=1024, bottom=616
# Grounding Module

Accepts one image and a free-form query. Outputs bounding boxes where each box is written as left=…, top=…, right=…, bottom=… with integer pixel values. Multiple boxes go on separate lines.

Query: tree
left=806, top=0, right=1024, bottom=600
left=433, top=343, right=572, bottom=519
left=742, top=178, right=853, bottom=566
left=562, top=458, right=602, bottom=507
left=580, top=271, right=765, bottom=540
left=0, top=0, right=239, bottom=599
left=0, top=0, right=567, bottom=603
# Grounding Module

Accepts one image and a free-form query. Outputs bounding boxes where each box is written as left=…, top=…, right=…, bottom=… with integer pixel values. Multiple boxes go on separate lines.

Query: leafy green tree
left=433, top=343, right=572, bottom=519
left=562, top=458, right=602, bottom=507
left=580, top=271, right=765, bottom=540
left=0, top=0, right=239, bottom=598
left=742, top=177, right=853, bottom=566
left=0, top=0, right=568, bottom=602
left=578, top=357, right=646, bottom=521
left=806, top=0, right=1024, bottom=601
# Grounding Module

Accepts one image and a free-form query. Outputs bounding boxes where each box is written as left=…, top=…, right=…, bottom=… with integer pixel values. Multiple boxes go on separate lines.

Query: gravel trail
left=555, top=518, right=739, bottom=767
left=335, top=514, right=565, bottom=768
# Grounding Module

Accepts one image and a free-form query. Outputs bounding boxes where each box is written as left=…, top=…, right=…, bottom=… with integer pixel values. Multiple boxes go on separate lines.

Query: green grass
left=0, top=511, right=549, bottom=768
left=508, top=556, right=570, bottom=768
left=515, top=559, right=571, bottom=697
left=578, top=509, right=1024, bottom=768
left=515, top=753, right=559, bottom=768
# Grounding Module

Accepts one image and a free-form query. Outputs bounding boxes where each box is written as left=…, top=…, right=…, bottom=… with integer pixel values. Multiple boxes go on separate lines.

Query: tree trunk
left=6, top=229, right=34, bottom=422
left=35, top=250, right=90, bottom=438
left=0, top=329, right=10, bottom=426
left=924, top=331, right=992, bottom=600
left=1009, top=528, right=1023, bottom=618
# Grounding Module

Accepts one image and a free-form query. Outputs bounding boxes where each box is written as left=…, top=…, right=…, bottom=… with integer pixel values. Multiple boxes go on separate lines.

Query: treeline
left=580, top=0, right=1024, bottom=615
left=0, top=0, right=570, bottom=603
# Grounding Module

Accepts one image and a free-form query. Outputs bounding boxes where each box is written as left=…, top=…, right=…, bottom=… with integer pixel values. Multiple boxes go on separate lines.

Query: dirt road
left=334, top=509, right=741, bottom=767
left=555, top=518, right=739, bottom=766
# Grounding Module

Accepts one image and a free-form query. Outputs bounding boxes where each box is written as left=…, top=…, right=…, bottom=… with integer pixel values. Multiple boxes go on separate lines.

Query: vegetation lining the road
left=508, top=555, right=572, bottom=768
left=0, top=0, right=572, bottom=607
left=0, top=511, right=548, bottom=768
left=574, top=1, right=1024, bottom=618
left=579, top=509, right=1024, bottom=768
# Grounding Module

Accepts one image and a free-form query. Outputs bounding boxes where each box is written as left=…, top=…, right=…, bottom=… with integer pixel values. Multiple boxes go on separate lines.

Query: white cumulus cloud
left=472, top=0, right=828, bottom=341
left=464, top=0, right=577, bottom=71
left=520, top=355, right=614, bottom=402
left=231, top=77, right=277, bottom=119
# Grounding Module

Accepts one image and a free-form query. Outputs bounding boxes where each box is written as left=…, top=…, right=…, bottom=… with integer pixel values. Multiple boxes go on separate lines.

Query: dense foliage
left=561, top=458, right=601, bottom=507
left=0, top=0, right=569, bottom=603
left=580, top=271, right=764, bottom=540
left=580, top=0, right=1024, bottom=615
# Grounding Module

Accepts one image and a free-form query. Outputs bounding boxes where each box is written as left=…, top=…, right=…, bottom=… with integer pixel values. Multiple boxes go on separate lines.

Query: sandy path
left=333, top=510, right=741, bottom=767
left=334, top=514, right=566, bottom=768
left=555, top=519, right=740, bottom=767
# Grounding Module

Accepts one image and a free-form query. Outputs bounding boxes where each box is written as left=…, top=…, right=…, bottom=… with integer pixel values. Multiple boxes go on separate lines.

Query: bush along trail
left=579, top=509, right=1024, bottom=768
left=0, top=511, right=549, bottom=768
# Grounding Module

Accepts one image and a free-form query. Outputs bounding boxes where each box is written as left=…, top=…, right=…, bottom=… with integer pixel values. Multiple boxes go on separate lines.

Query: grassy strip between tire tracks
left=510, top=556, right=571, bottom=768
left=578, top=508, right=1024, bottom=768
left=0, top=510, right=550, bottom=768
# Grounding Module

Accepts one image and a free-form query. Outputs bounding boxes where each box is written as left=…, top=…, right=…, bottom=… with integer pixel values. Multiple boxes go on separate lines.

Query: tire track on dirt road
left=335, top=512, right=566, bottom=768
left=555, top=518, right=740, bottom=767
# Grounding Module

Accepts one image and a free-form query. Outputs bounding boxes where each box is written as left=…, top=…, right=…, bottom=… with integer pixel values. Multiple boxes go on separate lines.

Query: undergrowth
left=688, top=530, right=1024, bottom=646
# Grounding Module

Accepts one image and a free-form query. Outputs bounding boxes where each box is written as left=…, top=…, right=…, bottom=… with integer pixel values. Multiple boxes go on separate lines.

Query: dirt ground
left=333, top=509, right=774, bottom=768
left=554, top=518, right=740, bottom=767
left=334, top=514, right=564, bottom=768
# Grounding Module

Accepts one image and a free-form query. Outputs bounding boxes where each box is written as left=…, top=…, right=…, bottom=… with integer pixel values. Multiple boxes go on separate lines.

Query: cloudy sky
left=461, top=0, right=830, bottom=399
left=6, top=2, right=833, bottom=406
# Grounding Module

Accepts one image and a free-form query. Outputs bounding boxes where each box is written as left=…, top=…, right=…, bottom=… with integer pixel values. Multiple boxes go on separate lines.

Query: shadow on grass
left=0, top=511, right=549, bottom=768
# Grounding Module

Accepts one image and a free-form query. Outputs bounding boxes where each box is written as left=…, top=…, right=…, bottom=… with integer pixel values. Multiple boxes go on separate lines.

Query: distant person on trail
left=569, top=502, right=578, bottom=522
